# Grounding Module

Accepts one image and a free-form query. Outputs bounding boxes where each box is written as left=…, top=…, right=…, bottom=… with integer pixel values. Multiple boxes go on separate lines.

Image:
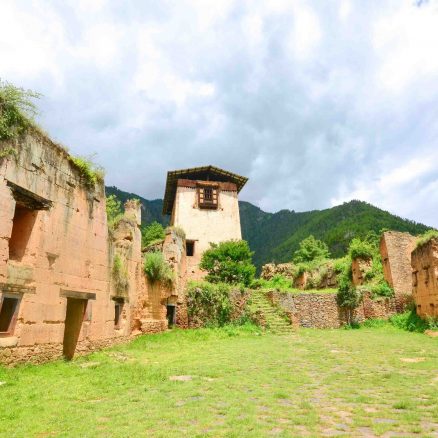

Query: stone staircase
left=249, top=289, right=294, bottom=334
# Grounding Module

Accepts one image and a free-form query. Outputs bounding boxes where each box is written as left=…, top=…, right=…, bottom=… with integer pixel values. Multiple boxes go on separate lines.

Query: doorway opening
left=166, top=304, right=176, bottom=327
left=0, top=295, right=21, bottom=336
left=63, top=298, right=87, bottom=360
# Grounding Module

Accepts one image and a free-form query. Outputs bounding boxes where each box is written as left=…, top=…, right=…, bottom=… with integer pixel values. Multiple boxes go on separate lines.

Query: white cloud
left=0, top=0, right=437, bottom=228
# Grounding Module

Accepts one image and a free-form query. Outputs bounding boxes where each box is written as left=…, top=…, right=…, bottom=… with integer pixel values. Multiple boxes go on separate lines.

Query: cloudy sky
left=1, top=0, right=437, bottom=227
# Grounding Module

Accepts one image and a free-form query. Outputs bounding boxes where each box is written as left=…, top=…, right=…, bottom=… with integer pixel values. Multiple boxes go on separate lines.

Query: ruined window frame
left=0, top=293, right=21, bottom=337
left=114, top=301, right=123, bottom=329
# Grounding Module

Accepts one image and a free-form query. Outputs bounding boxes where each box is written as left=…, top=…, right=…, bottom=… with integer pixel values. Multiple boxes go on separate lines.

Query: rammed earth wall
left=0, top=130, right=169, bottom=365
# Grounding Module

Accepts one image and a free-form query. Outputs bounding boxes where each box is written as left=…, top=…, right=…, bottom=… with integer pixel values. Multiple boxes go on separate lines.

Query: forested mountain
left=106, top=186, right=431, bottom=269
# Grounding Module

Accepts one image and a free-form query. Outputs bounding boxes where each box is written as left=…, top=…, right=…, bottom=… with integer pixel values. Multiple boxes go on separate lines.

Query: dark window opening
left=115, top=302, right=123, bottom=329
left=0, top=296, right=20, bottom=336
left=166, top=305, right=176, bottom=327
left=186, top=240, right=195, bottom=257
left=204, top=187, right=213, bottom=201
left=9, top=204, right=37, bottom=262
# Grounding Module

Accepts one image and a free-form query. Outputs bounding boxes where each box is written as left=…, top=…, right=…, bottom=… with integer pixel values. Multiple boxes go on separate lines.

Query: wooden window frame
left=197, top=185, right=219, bottom=210
left=0, top=294, right=21, bottom=337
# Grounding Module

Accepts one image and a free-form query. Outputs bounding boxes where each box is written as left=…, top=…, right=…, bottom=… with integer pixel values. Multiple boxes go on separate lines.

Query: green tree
left=200, top=240, right=256, bottom=286
left=293, top=235, right=330, bottom=263
left=142, top=221, right=165, bottom=247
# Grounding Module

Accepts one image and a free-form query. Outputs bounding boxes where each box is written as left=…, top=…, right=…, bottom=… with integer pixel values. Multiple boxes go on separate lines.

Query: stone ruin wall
left=261, top=262, right=337, bottom=290
left=0, top=132, right=169, bottom=365
left=411, top=237, right=438, bottom=318
left=269, top=290, right=400, bottom=329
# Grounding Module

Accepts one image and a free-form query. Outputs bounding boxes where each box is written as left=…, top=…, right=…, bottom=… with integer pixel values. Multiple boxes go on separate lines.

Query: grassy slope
left=1, top=326, right=437, bottom=437
left=106, top=186, right=431, bottom=269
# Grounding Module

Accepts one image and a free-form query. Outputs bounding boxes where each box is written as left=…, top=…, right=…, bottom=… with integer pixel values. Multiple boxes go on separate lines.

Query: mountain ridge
left=105, top=186, right=431, bottom=269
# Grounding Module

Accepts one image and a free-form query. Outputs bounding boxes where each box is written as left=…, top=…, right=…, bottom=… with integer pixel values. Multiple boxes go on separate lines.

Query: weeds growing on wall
left=144, top=252, right=174, bottom=286
left=186, top=281, right=233, bottom=327
left=69, top=155, right=105, bottom=187
left=415, top=229, right=438, bottom=248
left=166, top=226, right=186, bottom=240
left=0, top=80, right=40, bottom=141
left=106, top=194, right=123, bottom=230
left=0, top=146, right=18, bottom=160
left=112, top=254, right=129, bottom=295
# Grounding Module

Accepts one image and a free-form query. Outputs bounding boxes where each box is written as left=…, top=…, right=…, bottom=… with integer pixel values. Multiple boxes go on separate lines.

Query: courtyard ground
left=0, top=324, right=437, bottom=437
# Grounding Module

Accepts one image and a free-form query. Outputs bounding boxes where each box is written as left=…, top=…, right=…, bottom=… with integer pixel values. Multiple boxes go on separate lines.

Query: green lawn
left=1, top=325, right=437, bottom=437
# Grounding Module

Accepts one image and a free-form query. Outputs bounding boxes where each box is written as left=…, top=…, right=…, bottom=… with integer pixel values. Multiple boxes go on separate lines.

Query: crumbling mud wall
left=411, top=237, right=438, bottom=318
left=380, top=231, right=416, bottom=309
left=261, top=263, right=295, bottom=280
left=162, top=228, right=188, bottom=328
left=0, top=132, right=148, bottom=365
left=351, top=257, right=372, bottom=286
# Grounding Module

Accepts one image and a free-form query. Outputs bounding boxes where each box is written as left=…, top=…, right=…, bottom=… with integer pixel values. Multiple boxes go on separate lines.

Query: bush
left=348, top=238, right=374, bottom=259
left=200, top=240, right=256, bottom=286
left=144, top=252, right=174, bottom=286
left=389, top=310, right=430, bottom=333
left=0, top=80, right=40, bottom=141
left=186, top=281, right=233, bottom=327
left=416, top=229, right=438, bottom=248
left=142, top=222, right=165, bottom=247
left=293, top=235, right=330, bottom=263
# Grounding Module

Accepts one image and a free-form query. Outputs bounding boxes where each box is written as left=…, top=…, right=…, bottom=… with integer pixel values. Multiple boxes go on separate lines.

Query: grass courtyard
left=0, top=325, right=437, bottom=437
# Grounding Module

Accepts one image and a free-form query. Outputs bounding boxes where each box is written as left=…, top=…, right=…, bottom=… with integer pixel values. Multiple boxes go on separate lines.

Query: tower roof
left=162, top=165, right=248, bottom=215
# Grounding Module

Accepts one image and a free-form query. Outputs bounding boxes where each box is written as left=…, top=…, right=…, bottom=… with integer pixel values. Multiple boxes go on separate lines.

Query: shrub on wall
left=199, top=240, right=256, bottom=286
left=0, top=80, right=40, bottom=141
left=144, top=251, right=174, bottom=286
left=142, top=221, right=165, bottom=247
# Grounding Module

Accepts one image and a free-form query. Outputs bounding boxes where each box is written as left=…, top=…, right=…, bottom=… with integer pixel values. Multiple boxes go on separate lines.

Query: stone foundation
left=0, top=334, right=135, bottom=366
